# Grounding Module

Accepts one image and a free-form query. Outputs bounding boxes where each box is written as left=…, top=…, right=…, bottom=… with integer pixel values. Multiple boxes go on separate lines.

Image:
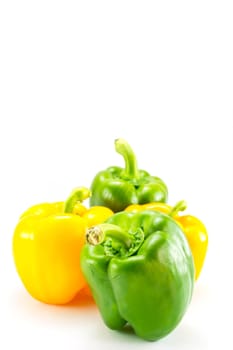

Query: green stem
left=115, top=138, right=139, bottom=179
left=64, top=187, right=91, bottom=213
left=86, top=223, right=134, bottom=248
left=169, top=200, right=187, bottom=217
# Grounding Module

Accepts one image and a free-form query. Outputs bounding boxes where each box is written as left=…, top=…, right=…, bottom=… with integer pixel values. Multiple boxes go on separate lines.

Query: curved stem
left=169, top=200, right=187, bottom=217
left=115, top=138, right=139, bottom=179
left=86, top=223, right=134, bottom=248
left=64, top=187, right=91, bottom=213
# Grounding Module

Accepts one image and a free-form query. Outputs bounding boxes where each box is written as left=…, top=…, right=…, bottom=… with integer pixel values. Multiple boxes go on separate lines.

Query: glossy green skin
left=81, top=211, right=195, bottom=341
left=89, top=166, right=168, bottom=212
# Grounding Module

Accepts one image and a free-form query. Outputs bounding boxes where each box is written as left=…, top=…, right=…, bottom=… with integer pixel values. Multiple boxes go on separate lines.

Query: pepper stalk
left=115, top=138, right=139, bottom=179
left=86, top=223, right=144, bottom=257
left=168, top=200, right=187, bottom=217
left=63, top=187, right=91, bottom=214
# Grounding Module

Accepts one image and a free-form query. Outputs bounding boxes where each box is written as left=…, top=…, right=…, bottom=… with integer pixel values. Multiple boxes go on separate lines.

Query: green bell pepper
left=89, top=138, right=168, bottom=212
left=81, top=210, right=194, bottom=341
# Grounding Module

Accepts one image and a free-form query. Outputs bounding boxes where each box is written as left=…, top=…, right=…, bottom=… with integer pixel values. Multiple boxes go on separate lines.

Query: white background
left=0, top=1, right=233, bottom=349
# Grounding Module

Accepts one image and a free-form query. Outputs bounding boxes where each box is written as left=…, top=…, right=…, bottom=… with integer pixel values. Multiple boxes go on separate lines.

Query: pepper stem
left=168, top=200, right=187, bottom=217
left=86, top=223, right=134, bottom=248
left=115, top=138, right=139, bottom=179
left=64, top=187, right=91, bottom=213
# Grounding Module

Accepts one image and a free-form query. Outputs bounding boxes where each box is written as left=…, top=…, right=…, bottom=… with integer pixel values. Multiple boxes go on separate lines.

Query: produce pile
left=12, top=138, right=208, bottom=341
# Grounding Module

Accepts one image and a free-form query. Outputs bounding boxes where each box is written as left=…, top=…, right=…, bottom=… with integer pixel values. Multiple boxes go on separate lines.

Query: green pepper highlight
left=81, top=210, right=194, bottom=341
left=89, top=138, right=168, bottom=212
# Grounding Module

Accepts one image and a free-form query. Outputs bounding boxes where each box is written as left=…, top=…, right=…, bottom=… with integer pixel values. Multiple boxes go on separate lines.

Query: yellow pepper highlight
left=12, top=187, right=113, bottom=305
left=125, top=201, right=208, bottom=280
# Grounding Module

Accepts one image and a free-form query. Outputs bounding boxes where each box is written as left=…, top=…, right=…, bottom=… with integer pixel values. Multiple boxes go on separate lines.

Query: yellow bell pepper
left=125, top=201, right=208, bottom=280
left=12, top=187, right=113, bottom=305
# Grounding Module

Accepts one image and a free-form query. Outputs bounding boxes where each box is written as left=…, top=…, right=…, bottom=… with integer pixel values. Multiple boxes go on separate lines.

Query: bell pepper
left=12, top=187, right=113, bottom=305
left=89, top=138, right=168, bottom=212
left=125, top=200, right=208, bottom=280
left=81, top=210, right=194, bottom=341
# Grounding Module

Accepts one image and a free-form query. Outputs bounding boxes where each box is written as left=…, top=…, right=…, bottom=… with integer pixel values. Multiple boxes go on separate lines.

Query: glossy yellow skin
left=125, top=202, right=208, bottom=280
left=13, top=202, right=113, bottom=305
